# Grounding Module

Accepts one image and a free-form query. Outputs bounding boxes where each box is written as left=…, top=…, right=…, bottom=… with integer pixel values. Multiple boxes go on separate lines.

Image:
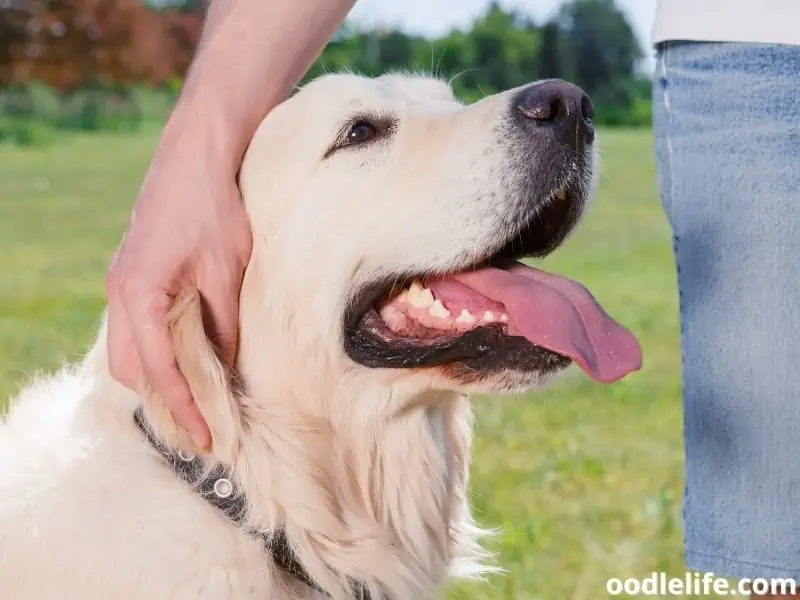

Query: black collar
left=133, top=407, right=372, bottom=599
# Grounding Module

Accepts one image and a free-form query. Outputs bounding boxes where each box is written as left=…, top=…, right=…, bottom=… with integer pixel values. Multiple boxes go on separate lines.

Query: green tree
left=537, top=20, right=564, bottom=81
left=558, top=0, right=642, bottom=97
left=466, top=3, right=539, bottom=93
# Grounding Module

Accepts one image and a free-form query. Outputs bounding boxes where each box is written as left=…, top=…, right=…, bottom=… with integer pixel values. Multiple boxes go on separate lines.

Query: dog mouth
left=343, top=185, right=642, bottom=384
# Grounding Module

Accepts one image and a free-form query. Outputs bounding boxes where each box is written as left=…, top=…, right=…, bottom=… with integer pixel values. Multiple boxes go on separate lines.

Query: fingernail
left=191, top=430, right=211, bottom=450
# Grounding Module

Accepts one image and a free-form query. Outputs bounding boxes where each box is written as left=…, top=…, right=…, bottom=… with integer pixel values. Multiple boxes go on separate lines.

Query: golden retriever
left=0, top=73, right=641, bottom=600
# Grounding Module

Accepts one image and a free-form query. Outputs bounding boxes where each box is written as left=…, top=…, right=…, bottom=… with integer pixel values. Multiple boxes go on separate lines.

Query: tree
left=468, top=3, right=535, bottom=92
left=0, top=0, right=33, bottom=87
left=1, top=0, right=652, bottom=131
left=558, top=0, right=641, bottom=98
left=537, top=20, right=564, bottom=81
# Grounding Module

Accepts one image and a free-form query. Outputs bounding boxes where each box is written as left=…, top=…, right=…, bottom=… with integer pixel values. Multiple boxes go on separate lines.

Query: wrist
left=164, top=62, right=292, bottom=174
left=157, top=100, right=247, bottom=177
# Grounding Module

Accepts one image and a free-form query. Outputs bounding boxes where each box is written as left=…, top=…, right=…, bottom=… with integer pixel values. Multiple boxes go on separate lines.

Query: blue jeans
left=653, top=42, right=800, bottom=580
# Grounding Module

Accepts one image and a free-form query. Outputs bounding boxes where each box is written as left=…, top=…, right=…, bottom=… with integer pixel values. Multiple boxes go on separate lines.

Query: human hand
left=106, top=113, right=252, bottom=449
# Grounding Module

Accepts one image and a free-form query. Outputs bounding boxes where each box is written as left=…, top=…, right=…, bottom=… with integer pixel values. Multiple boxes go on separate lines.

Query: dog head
left=236, top=73, right=639, bottom=408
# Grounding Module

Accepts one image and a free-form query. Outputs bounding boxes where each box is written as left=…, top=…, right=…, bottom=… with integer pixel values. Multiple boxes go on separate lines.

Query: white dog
left=0, top=73, right=640, bottom=600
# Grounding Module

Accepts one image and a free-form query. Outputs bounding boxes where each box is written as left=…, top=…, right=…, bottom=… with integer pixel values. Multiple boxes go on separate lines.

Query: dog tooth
left=410, top=286, right=434, bottom=308
left=555, top=188, right=567, bottom=200
left=499, top=313, right=509, bottom=322
left=419, top=288, right=434, bottom=307
left=483, top=311, right=496, bottom=322
left=456, top=309, right=476, bottom=324
left=396, top=289, right=409, bottom=303
left=406, top=280, right=425, bottom=306
left=429, top=299, right=451, bottom=319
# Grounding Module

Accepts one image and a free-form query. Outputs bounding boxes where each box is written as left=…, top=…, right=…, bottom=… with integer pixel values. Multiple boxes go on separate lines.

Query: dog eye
left=324, top=116, right=395, bottom=159
left=345, top=121, right=378, bottom=145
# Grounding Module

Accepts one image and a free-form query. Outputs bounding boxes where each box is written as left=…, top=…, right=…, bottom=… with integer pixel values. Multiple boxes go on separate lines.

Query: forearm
left=163, top=0, right=357, bottom=169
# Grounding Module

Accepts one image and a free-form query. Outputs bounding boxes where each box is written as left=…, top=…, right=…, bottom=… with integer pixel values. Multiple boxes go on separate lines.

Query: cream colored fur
left=0, top=73, right=594, bottom=599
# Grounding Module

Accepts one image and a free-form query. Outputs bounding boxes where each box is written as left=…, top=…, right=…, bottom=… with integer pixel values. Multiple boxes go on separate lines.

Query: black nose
left=513, top=80, right=595, bottom=147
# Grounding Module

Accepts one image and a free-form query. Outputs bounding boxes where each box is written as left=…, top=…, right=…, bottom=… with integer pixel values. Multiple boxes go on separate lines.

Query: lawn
left=0, top=128, right=702, bottom=598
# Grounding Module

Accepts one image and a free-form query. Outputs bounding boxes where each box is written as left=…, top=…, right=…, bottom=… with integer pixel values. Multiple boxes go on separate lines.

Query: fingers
left=120, top=281, right=212, bottom=450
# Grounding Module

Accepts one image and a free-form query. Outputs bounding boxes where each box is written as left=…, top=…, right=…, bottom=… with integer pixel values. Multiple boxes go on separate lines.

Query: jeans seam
left=658, top=44, right=691, bottom=543
left=659, top=43, right=676, bottom=225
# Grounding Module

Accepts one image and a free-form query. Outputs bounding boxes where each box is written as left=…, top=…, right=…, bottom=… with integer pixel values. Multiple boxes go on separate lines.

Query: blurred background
left=0, top=0, right=655, bottom=138
left=1, top=1, right=697, bottom=598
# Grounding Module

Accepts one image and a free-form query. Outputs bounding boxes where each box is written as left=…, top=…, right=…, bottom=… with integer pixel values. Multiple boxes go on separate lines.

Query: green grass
left=0, top=128, right=710, bottom=598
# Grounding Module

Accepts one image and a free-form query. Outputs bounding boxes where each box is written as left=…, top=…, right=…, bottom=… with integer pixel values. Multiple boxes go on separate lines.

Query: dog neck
left=131, top=405, right=375, bottom=599
left=86, top=293, right=490, bottom=600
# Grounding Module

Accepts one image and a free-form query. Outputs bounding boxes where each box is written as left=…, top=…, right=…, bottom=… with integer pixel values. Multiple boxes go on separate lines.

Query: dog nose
left=514, top=80, right=595, bottom=147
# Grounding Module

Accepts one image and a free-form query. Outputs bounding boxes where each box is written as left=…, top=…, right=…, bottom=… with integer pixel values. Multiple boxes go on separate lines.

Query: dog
left=0, top=73, right=641, bottom=600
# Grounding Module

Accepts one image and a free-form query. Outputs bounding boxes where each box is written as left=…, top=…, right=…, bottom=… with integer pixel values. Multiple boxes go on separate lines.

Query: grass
left=0, top=128, right=710, bottom=598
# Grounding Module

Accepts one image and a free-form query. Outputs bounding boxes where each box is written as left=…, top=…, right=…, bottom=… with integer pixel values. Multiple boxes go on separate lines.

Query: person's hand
left=106, top=116, right=252, bottom=449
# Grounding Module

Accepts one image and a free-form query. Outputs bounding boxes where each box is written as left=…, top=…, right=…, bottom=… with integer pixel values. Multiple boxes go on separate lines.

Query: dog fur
left=0, top=73, right=595, bottom=599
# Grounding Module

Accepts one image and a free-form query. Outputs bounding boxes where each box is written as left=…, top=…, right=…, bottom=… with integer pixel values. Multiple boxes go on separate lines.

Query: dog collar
left=133, top=407, right=372, bottom=599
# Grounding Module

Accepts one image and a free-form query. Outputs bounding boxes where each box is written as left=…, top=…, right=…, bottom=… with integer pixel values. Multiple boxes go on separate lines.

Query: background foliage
left=0, top=0, right=652, bottom=145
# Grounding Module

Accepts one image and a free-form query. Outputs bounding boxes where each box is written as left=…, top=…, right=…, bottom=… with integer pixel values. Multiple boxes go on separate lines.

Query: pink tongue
left=452, top=263, right=642, bottom=383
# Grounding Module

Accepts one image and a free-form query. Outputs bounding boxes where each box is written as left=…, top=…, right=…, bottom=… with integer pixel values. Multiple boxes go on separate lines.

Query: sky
left=348, top=0, right=658, bottom=72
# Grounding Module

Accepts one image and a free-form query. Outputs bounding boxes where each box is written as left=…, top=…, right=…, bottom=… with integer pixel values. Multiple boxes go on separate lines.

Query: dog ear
left=142, top=289, right=244, bottom=464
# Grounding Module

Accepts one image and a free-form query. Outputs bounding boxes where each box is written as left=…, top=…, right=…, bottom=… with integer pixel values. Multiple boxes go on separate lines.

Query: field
left=0, top=128, right=702, bottom=599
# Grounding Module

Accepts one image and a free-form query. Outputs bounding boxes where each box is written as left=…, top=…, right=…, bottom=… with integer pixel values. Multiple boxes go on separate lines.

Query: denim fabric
left=653, top=41, right=800, bottom=580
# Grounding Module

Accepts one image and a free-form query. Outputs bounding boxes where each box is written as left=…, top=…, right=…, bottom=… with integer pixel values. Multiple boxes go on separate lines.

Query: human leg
left=652, top=41, right=800, bottom=592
